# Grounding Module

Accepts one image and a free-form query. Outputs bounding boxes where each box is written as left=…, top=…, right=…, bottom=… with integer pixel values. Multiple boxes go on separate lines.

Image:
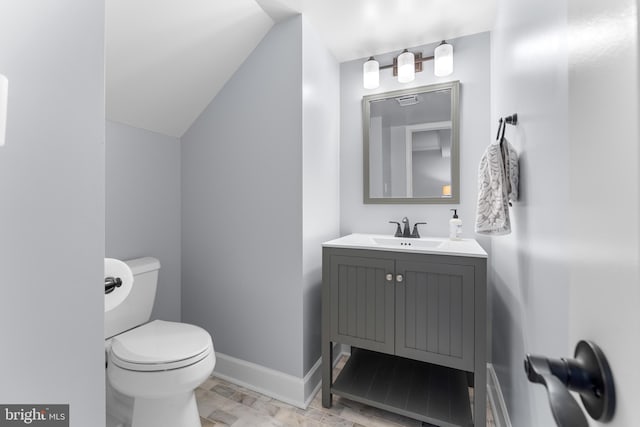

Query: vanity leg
left=474, top=258, right=487, bottom=427
left=322, top=340, right=333, bottom=408
left=474, top=368, right=487, bottom=427
left=322, top=249, right=333, bottom=408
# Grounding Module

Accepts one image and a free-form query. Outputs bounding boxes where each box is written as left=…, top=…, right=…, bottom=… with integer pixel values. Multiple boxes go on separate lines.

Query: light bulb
left=363, top=57, right=379, bottom=89
left=397, top=50, right=415, bottom=83
left=434, top=41, right=453, bottom=77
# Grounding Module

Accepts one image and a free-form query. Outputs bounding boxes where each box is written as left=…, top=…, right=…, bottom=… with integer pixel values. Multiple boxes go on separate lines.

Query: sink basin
left=372, top=237, right=443, bottom=249
left=322, top=233, right=488, bottom=258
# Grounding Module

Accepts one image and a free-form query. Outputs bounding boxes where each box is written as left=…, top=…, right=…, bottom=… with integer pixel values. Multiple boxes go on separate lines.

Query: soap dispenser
left=449, top=209, right=462, bottom=240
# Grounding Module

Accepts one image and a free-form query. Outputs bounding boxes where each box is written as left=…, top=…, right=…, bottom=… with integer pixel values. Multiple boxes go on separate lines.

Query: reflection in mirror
left=364, top=81, right=459, bottom=204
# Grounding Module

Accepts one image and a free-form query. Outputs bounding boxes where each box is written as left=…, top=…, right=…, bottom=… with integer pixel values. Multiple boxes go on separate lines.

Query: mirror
left=363, top=81, right=460, bottom=204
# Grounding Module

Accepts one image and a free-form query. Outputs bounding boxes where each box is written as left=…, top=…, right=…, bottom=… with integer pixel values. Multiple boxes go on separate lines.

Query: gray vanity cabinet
left=329, top=254, right=395, bottom=354
left=322, top=247, right=487, bottom=427
left=395, top=260, right=475, bottom=371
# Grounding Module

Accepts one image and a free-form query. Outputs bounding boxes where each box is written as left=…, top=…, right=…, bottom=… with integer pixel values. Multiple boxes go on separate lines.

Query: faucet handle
left=389, top=221, right=402, bottom=237
left=411, top=222, right=427, bottom=238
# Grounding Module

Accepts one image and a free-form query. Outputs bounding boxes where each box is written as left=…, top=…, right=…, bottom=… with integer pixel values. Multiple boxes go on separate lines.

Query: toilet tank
left=105, top=257, right=161, bottom=339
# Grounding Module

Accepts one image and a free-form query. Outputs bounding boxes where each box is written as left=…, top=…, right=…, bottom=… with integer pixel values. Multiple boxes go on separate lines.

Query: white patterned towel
left=475, top=138, right=519, bottom=235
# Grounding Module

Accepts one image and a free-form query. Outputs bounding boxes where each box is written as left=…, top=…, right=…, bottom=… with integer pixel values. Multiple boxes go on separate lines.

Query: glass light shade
left=397, top=50, right=415, bottom=83
left=0, top=74, right=7, bottom=146
left=363, top=58, right=379, bottom=89
left=434, top=42, right=453, bottom=77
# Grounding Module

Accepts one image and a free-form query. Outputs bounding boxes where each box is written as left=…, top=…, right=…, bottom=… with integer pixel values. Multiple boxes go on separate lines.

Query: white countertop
left=323, top=233, right=488, bottom=258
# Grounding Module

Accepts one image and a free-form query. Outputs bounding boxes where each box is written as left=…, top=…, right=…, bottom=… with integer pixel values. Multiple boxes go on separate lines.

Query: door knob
left=524, top=340, right=615, bottom=427
left=396, top=274, right=403, bottom=283
left=385, top=273, right=393, bottom=282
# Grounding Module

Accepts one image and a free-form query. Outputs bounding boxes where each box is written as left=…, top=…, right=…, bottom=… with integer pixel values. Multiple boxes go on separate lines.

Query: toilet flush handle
left=105, top=277, right=123, bottom=294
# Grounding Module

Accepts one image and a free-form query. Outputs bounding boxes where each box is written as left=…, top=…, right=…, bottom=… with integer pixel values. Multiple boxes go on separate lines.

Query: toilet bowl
left=108, top=320, right=215, bottom=426
left=105, top=257, right=215, bottom=427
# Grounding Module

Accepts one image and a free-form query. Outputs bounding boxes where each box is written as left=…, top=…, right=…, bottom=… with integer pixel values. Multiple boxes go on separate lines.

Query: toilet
left=105, top=257, right=215, bottom=427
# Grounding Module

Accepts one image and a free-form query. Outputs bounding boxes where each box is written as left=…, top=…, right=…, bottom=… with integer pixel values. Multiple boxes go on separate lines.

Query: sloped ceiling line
left=106, top=0, right=496, bottom=137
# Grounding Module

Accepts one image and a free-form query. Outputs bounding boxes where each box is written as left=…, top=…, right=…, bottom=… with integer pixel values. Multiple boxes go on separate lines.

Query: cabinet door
left=395, top=260, right=475, bottom=371
left=329, top=254, right=395, bottom=354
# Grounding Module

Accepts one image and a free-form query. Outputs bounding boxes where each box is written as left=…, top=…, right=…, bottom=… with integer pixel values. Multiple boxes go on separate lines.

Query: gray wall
left=106, top=121, right=181, bottom=322
left=301, top=17, right=341, bottom=373
left=490, top=1, right=570, bottom=425
left=181, top=15, right=339, bottom=379
left=182, top=16, right=305, bottom=377
left=0, top=1, right=106, bottom=425
left=340, top=32, right=491, bottom=239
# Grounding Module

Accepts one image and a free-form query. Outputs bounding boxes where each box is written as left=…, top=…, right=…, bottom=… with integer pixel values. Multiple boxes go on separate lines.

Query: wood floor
left=196, top=357, right=496, bottom=427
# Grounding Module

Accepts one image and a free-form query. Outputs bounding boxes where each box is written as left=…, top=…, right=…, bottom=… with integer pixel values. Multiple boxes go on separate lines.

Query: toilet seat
left=110, top=320, right=213, bottom=372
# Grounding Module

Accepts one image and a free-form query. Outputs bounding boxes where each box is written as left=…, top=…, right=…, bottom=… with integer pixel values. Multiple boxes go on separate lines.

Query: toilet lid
left=110, top=320, right=212, bottom=371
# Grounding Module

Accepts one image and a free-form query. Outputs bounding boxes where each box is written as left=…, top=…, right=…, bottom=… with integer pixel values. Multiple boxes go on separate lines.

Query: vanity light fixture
left=362, top=40, right=453, bottom=89
left=0, top=74, right=7, bottom=147
left=363, top=57, right=380, bottom=89
left=397, top=49, right=415, bottom=83
left=434, top=41, right=454, bottom=77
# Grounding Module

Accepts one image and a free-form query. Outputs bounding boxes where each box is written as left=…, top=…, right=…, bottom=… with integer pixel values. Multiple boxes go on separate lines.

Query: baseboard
left=212, top=352, right=308, bottom=408
left=215, top=349, right=503, bottom=422
left=212, top=348, right=345, bottom=410
left=487, top=363, right=512, bottom=427
left=303, top=343, right=349, bottom=408
left=338, top=343, right=351, bottom=356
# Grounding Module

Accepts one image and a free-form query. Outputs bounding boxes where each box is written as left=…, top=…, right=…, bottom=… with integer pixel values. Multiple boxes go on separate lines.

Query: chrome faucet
left=389, top=217, right=427, bottom=238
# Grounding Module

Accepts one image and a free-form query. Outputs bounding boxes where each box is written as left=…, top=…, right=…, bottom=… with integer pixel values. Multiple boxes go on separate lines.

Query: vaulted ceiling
left=106, top=0, right=496, bottom=137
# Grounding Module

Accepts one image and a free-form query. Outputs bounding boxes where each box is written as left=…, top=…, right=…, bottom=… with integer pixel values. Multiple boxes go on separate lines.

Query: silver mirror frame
left=363, top=81, right=460, bottom=204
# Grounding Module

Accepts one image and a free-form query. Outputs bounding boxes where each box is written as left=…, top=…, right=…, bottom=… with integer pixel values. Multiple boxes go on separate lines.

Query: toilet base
left=106, top=371, right=133, bottom=427
left=132, top=391, right=201, bottom=427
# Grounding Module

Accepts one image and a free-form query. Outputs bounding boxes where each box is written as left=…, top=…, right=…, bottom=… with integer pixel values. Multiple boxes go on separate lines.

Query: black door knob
left=524, top=340, right=615, bottom=427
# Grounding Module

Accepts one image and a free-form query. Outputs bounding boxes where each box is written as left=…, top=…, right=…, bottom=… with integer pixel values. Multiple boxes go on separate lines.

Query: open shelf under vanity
left=332, top=348, right=473, bottom=427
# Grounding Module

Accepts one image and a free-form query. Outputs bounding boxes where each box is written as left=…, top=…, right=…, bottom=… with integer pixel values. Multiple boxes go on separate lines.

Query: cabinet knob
left=385, top=273, right=393, bottom=282
left=396, top=274, right=403, bottom=283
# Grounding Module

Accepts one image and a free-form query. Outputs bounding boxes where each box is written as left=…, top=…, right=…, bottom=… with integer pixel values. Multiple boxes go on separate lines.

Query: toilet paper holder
left=105, top=277, right=123, bottom=294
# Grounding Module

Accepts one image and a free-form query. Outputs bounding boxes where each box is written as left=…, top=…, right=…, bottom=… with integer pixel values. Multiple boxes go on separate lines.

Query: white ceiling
left=106, top=0, right=497, bottom=137
left=105, top=0, right=273, bottom=137
left=271, top=0, right=497, bottom=62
